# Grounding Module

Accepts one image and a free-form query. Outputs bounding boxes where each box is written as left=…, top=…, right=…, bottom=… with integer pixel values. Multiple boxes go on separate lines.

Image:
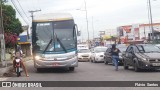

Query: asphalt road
left=1, top=60, right=160, bottom=90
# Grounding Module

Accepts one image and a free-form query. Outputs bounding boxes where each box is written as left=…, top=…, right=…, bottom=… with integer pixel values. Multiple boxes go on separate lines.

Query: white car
left=78, top=49, right=91, bottom=62
left=156, top=44, right=160, bottom=48
left=77, top=44, right=89, bottom=50
left=91, top=46, right=108, bottom=63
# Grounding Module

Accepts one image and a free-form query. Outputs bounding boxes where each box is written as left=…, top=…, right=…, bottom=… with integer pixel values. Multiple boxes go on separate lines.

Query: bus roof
left=33, top=13, right=73, bottom=22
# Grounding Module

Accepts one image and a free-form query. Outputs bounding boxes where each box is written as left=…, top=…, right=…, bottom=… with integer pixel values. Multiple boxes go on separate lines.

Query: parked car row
left=78, top=44, right=160, bottom=72
left=77, top=46, right=108, bottom=62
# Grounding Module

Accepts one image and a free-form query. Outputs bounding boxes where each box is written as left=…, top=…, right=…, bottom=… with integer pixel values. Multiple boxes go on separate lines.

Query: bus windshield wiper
left=42, top=33, right=67, bottom=53
left=55, top=33, right=67, bottom=53
left=43, top=39, right=52, bottom=54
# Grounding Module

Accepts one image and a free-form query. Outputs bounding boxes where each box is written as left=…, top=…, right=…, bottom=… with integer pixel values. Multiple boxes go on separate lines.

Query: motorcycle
left=15, top=58, right=22, bottom=77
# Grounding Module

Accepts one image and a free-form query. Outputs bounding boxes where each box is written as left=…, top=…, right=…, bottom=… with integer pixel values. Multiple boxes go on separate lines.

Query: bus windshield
left=34, top=20, right=76, bottom=53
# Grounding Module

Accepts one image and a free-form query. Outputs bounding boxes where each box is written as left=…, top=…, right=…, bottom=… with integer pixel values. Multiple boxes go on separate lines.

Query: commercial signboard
left=132, top=24, right=140, bottom=40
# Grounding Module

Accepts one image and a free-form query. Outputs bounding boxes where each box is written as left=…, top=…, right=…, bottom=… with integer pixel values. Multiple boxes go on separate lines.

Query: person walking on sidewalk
left=111, top=44, right=120, bottom=71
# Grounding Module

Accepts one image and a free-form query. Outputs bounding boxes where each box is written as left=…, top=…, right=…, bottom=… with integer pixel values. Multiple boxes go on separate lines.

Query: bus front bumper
left=34, top=57, right=78, bottom=68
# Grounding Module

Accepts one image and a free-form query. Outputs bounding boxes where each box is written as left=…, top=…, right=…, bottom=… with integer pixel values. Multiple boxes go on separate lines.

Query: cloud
left=7, top=0, right=160, bottom=39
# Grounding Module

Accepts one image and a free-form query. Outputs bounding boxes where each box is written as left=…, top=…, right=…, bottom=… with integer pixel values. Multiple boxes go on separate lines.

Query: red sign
left=122, top=26, right=132, bottom=33
left=134, top=28, right=139, bottom=40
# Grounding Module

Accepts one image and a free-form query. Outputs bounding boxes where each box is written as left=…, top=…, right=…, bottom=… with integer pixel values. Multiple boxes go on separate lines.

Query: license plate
left=152, top=63, right=160, bottom=66
left=53, top=63, right=59, bottom=66
left=83, top=58, right=88, bottom=59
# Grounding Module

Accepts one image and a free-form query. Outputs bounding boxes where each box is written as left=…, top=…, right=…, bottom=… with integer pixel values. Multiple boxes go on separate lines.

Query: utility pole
left=28, top=9, right=41, bottom=56
left=29, top=9, right=41, bottom=22
left=84, top=0, right=89, bottom=44
left=143, top=24, right=146, bottom=39
left=92, top=16, right=95, bottom=46
left=28, top=9, right=41, bottom=39
left=92, top=16, right=94, bottom=40
left=0, top=0, right=6, bottom=67
left=148, top=0, right=154, bottom=41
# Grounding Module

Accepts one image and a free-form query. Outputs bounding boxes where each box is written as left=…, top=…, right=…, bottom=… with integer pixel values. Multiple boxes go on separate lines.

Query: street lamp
left=77, top=0, right=89, bottom=43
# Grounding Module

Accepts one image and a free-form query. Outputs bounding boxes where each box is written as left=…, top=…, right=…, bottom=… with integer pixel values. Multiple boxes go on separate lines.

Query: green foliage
left=2, top=4, right=23, bottom=35
left=1, top=4, right=23, bottom=48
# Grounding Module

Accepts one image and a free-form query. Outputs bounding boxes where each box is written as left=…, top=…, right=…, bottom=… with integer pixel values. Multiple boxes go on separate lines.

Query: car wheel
left=104, top=60, right=108, bottom=65
left=88, top=58, right=91, bottom=62
left=90, top=58, right=93, bottom=63
left=134, top=62, right=140, bottom=72
left=93, top=58, right=97, bottom=63
left=69, top=67, right=75, bottom=71
left=37, top=68, right=43, bottom=72
left=123, top=61, right=129, bottom=70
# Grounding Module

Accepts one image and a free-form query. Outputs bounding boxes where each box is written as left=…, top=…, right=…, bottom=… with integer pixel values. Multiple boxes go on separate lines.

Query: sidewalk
left=0, top=55, right=32, bottom=77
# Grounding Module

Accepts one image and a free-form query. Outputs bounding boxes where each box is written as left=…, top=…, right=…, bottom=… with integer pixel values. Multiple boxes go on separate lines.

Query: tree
left=2, top=4, right=23, bottom=34
left=1, top=4, right=23, bottom=48
left=4, top=32, right=18, bottom=48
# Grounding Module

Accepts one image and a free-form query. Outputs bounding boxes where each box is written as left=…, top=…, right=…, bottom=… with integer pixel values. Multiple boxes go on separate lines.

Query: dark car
left=104, top=44, right=127, bottom=65
left=123, top=44, right=160, bottom=72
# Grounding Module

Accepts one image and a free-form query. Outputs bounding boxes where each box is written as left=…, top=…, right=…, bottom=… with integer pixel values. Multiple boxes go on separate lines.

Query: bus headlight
left=35, top=56, right=41, bottom=60
left=142, top=58, right=147, bottom=61
left=68, top=55, right=76, bottom=59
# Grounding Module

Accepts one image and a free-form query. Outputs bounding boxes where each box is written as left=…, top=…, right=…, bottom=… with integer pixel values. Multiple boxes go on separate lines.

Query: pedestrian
left=111, top=44, right=120, bottom=71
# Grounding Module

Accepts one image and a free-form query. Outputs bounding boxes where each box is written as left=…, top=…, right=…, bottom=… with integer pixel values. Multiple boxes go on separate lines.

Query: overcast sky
left=7, top=0, right=160, bottom=40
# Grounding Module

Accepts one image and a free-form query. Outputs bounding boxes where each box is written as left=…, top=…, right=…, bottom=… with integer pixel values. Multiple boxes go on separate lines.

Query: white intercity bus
left=32, top=13, right=78, bottom=72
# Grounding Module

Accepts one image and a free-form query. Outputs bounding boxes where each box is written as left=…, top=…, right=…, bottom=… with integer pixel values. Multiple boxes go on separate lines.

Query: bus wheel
left=69, top=67, right=75, bottom=71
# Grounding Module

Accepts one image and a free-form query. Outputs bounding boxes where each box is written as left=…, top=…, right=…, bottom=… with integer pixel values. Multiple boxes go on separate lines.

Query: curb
left=0, top=57, right=32, bottom=77
left=0, top=66, right=12, bottom=77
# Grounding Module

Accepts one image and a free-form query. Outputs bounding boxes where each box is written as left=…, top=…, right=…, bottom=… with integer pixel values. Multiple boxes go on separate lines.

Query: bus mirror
left=77, top=31, right=81, bottom=36
left=74, top=24, right=80, bottom=36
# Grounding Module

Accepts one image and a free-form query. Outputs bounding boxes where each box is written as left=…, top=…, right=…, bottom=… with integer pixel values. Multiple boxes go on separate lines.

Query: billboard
left=132, top=24, right=140, bottom=40
left=122, top=26, right=131, bottom=33
left=134, top=28, right=139, bottom=40
left=117, top=27, right=123, bottom=36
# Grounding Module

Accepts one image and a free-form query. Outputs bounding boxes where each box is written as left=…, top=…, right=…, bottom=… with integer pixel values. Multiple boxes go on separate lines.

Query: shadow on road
left=125, top=68, right=160, bottom=73
left=35, top=68, right=75, bottom=73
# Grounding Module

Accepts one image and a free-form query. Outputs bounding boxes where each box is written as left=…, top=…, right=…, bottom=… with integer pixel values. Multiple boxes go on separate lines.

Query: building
left=117, top=23, right=160, bottom=44
left=17, top=26, right=32, bottom=56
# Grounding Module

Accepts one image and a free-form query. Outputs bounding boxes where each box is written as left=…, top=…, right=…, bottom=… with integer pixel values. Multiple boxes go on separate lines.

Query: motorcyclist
left=13, top=45, right=29, bottom=77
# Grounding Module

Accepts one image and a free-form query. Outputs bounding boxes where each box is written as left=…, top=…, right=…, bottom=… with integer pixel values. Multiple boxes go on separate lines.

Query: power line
left=11, top=0, right=29, bottom=25
left=16, top=0, right=30, bottom=21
